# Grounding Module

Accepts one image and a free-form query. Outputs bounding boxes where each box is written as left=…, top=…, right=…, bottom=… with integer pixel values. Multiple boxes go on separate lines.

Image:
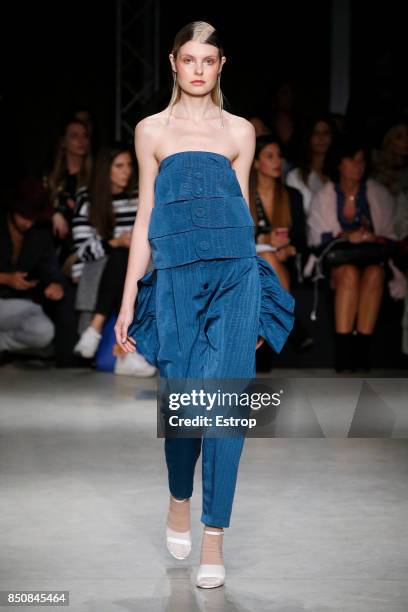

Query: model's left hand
left=256, top=335, right=265, bottom=350
left=44, top=282, right=64, bottom=300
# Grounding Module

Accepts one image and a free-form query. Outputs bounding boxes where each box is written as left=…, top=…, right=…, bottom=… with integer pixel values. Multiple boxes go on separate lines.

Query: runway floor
left=0, top=363, right=407, bottom=612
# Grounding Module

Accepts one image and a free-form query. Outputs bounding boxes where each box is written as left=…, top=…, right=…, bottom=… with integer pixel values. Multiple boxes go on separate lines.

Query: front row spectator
left=0, top=178, right=66, bottom=359
left=249, top=133, right=313, bottom=352
left=285, top=113, right=335, bottom=214
left=307, top=136, right=396, bottom=372
left=66, top=143, right=156, bottom=377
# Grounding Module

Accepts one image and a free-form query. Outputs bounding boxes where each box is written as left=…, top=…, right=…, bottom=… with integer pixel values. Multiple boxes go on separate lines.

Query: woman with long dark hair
left=249, top=133, right=312, bottom=351
left=70, top=143, right=156, bottom=377
left=286, top=114, right=335, bottom=214
left=249, top=133, right=307, bottom=287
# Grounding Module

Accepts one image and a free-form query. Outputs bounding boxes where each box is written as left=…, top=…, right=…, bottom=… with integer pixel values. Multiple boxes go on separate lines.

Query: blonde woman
left=372, top=119, right=408, bottom=196
left=114, top=21, right=294, bottom=588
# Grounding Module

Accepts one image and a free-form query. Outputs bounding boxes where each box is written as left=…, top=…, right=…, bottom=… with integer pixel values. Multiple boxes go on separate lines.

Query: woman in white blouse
left=286, top=114, right=335, bottom=214
left=307, top=136, right=396, bottom=372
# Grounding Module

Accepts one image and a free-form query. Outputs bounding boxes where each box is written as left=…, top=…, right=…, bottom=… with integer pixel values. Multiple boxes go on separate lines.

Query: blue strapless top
left=127, top=150, right=296, bottom=364
left=147, top=150, right=257, bottom=269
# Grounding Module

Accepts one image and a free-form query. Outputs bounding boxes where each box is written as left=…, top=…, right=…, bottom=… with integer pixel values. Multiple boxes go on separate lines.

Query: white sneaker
left=74, top=326, right=102, bottom=358
left=114, top=351, right=157, bottom=377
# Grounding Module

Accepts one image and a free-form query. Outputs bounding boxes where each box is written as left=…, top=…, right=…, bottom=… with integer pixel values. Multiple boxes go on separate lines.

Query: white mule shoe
left=166, top=497, right=191, bottom=560
left=196, top=529, right=225, bottom=588
left=166, top=526, right=192, bottom=559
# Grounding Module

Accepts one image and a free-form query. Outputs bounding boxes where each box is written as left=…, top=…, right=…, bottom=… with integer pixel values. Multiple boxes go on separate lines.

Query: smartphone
left=25, top=272, right=39, bottom=283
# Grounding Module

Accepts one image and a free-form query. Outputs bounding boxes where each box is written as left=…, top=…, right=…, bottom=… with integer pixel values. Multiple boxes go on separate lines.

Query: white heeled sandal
left=196, top=529, right=225, bottom=588
left=166, top=497, right=192, bottom=560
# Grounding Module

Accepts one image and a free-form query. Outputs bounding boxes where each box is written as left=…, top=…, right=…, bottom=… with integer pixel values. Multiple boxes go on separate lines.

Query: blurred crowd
left=1, top=93, right=408, bottom=374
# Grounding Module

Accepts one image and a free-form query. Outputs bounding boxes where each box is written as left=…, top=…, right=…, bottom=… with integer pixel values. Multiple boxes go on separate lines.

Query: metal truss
left=115, top=0, right=160, bottom=142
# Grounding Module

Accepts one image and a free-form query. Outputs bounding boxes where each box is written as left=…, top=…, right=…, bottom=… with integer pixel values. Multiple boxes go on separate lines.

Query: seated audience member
left=249, top=133, right=313, bottom=351
left=285, top=114, right=335, bottom=214
left=307, top=135, right=397, bottom=372
left=372, top=118, right=408, bottom=197
left=0, top=177, right=65, bottom=358
left=43, top=117, right=93, bottom=267
left=269, top=81, right=299, bottom=172
left=68, top=142, right=156, bottom=377
left=393, top=188, right=408, bottom=355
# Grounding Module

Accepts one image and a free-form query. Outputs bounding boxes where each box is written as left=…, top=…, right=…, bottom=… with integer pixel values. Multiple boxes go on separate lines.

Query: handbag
left=305, top=237, right=392, bottom=321
left=323, top=238, right=390, bottom=270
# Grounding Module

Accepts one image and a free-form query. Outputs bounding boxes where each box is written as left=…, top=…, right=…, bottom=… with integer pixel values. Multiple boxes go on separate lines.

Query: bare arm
left=231, top=119, right=256, bottom=207
left=231, top=119, right=264, bottom=349
left=114, top=118, right=159, bottom=349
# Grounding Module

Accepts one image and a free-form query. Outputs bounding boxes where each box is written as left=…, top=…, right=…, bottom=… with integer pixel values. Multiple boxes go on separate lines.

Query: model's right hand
left=256, top=336, right=265, bottom=350
left=114, top=306, right=137, bottom=352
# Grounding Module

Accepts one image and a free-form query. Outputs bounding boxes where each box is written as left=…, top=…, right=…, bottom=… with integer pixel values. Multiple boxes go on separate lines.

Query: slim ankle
left=167, top=494, right=190, bottom=533
left=200, top=525, right=224, bottom=566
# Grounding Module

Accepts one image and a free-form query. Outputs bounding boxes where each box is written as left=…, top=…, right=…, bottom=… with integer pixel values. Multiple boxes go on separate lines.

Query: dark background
left=1, top=1, right=407, bottom=181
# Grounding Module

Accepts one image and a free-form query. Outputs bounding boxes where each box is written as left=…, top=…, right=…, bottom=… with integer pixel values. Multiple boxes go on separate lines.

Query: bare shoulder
left=224, top=111, right=255, bottom=137
left=134, top=112, right=168, bottom=165
left=134, top=112, right=166, bottom=141
left=135, top=110, right=173, bottom=163
left=223, top=111, right=256, bottom=158
left=222, top=112, right=256, bottom=164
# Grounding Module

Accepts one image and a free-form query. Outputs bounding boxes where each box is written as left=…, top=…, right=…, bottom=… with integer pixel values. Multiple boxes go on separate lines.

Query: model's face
left=339, top=150, right=366, bottom=182
left=390, top=124, right=408, bottom=157
left=170, top=40, right=225, bottom=99
left=310, top=121, right=332, bottom=155
left=64, top=122, right=89, bottom=157
left=254, top=143, right=282, bottom=179
left=110, top=152, right=132, bottom=192
left=12, top=212, right=34, bottom=232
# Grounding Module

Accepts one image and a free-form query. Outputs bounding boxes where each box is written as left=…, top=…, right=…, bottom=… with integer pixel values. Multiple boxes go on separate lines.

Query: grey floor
left=0, top=363, right=407, bottom=612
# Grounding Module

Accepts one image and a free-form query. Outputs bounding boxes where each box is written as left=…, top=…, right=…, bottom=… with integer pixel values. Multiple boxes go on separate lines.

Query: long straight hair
left=296, top=114, right=336, bottom=186
left=373, top=120, right=408, bottom=195
left=47, top=118, right=92, bottom=206
left=166, top=21, right=227, bottom=127
left=249, top=134, right=292, bottom=229
left=88, top=143, right=137, bottom=238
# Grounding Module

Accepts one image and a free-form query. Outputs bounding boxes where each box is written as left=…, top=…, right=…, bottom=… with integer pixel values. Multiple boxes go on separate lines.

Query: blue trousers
left=156, top=257, right=260, bottom=528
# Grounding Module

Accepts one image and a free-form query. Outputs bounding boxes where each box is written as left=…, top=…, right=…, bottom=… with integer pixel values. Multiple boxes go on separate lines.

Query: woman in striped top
left=71, top=184, right=137, bottom=281
left=70, top=143, right=156, bottom=376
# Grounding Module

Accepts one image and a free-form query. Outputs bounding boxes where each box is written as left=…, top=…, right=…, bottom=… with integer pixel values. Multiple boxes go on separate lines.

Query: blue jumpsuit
left=128, top=150, right=295, bottom=528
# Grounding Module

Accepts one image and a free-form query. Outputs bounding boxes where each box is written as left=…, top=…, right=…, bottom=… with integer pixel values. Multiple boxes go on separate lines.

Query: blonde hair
left=166, top=21, right=225, bottom=128
left=373, top=121, right=408, bottom=195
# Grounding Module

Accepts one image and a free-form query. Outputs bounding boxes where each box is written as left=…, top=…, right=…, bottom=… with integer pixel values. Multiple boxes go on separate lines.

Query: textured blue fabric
left=148, top=151, right=257, bottom=268
left=128, top=150, right=295, bottom=527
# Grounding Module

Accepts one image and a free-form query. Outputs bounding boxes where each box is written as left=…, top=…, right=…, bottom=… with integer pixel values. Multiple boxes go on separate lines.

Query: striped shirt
left=71, top=186, right=138, bottom=279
